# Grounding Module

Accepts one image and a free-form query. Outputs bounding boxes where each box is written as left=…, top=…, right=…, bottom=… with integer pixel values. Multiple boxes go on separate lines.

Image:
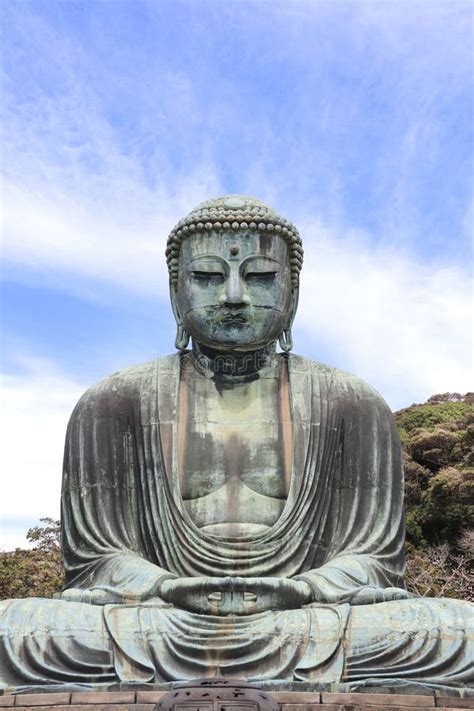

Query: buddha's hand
left=349, top=586, right=415, bottom=606
left=159, top=576, right=312, bottom=616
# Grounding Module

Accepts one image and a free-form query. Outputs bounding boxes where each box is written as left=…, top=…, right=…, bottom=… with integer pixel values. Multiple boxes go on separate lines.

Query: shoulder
left=287, top=353, right=391, bottom=411
left=70, top=354, right=180, bottom=418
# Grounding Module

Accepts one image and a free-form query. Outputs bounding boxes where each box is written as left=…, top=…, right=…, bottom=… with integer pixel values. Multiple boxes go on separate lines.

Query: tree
left=0, top=518, right=64, bottom=600
left=397, top=394, right=474, bottom=600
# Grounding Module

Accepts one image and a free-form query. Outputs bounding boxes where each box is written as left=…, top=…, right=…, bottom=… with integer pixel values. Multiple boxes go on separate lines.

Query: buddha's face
left=175, top=230, right=293, bottom=351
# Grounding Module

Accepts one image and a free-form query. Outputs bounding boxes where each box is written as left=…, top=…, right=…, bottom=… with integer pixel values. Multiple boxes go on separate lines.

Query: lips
left=220, top=314, right=247, bottom=324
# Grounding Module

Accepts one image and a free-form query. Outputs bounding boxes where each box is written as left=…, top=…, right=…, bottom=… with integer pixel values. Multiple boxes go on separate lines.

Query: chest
left=178, top=371, right=292, bottom=501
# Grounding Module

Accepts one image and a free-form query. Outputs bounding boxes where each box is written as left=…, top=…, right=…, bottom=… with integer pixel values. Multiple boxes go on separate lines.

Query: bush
left=397, top=399, right=473, bottom=434
left=405, top=536, right=473, bottom=599
left=0, top=518, right=64, bottom=600
left=398, top=394, right=474, bottom=601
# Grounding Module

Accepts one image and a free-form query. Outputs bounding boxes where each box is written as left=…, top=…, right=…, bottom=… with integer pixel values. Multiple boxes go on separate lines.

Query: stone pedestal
left=1, top=689, right=473, bottom=710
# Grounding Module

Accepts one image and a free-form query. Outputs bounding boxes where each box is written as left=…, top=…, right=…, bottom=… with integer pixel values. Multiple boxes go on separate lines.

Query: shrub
left=0, top=518, right=64, bottom=600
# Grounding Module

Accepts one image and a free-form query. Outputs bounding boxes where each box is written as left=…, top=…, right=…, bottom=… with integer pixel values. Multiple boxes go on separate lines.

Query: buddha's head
left=166, top=195, right=303, bottom=353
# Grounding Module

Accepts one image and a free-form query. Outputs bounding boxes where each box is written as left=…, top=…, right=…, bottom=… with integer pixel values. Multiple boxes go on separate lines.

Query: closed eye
left=192, top=271, right=224, bottom=283
left=245, top=272, right=277, bottom=283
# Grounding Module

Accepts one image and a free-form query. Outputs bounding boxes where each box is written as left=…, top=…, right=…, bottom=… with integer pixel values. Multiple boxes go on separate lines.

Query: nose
left=219, top=270, right=250, bottom=306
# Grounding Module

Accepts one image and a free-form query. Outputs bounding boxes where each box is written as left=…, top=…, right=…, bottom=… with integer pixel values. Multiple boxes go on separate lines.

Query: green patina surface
left=0, top=195, right=472, bottom=693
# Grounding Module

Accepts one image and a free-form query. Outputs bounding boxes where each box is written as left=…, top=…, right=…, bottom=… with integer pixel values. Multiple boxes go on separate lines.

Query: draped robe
left=1, top=354, right=472, bottom=690
left=61, top=353, right=405, bottom=597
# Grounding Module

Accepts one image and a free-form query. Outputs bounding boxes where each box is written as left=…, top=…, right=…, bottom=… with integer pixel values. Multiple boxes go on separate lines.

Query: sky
left=1, top=0, right=472, bottom=549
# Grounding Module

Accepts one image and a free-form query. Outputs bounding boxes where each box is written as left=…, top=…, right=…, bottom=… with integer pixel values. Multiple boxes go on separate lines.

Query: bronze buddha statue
left=0, top=196, right=472, bottom=693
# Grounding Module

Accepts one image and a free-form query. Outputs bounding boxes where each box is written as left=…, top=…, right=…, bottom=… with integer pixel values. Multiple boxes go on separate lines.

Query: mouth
left=220, top=314, right=248, bottom=325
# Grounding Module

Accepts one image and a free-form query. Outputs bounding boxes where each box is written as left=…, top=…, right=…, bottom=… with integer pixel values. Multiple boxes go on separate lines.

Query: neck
left=190, top=341, right=278, bottom=381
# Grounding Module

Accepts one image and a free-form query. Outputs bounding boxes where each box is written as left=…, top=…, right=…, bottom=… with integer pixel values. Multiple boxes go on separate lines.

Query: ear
left=288, top=284, right=299, bottom=327
left=278, top=285, right=299, bottom=352
left=170, top=282, right=190, bottom=350
left=170, top=281, right=182, bottom=325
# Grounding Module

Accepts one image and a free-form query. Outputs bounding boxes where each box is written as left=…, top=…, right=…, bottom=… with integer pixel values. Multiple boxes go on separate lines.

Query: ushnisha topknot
left=166, top=195, right=304, bottom=290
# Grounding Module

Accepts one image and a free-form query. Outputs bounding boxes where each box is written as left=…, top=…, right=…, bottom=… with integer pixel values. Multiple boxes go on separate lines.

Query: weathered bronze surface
left=0, top=195, right=472, bottom=693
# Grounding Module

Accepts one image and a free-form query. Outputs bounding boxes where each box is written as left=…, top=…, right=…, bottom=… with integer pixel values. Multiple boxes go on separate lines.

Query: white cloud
left=296, top=219, right=472, bottom=409
left=0, top=357, right=85, bottom=550
left=2, top=180, right=169, bottom=298
left=1, top=23, right=224, bottom=297
left=1, top=81, right=223, bottom=298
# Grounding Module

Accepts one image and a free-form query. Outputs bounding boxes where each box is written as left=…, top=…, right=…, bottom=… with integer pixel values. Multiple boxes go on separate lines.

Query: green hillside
left=398, top=393, right=473, bottom=600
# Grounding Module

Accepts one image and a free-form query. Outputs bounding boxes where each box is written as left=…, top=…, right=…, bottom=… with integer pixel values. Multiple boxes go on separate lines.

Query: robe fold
left=61, top=353, right=405, bottom=601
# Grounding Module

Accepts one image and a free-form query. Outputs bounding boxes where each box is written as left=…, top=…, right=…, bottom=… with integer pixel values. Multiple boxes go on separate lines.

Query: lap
left=0, top=598, right=114, bottom=688
left=342, top=597, right=473, bottom=686
left=1, top=596, right=105, bottom=633
left=2, top=594, right=472, bottom=637
left=1, top=595, right=472, bottom=687
left=346, top=596, right=473, bottom=635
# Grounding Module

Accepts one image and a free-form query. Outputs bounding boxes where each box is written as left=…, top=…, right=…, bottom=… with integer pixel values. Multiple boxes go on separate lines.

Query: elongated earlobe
left=170, top=283, right=189, bottom=351
left=175, top=324, right=190, bottom=351
left=279, top=284, right=299, bottom=352
left=279, top=328, right=293, bottom=352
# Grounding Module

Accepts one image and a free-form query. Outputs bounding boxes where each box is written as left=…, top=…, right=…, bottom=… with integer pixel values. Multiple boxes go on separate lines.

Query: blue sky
left=1, top=0, right=472, bottom=548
